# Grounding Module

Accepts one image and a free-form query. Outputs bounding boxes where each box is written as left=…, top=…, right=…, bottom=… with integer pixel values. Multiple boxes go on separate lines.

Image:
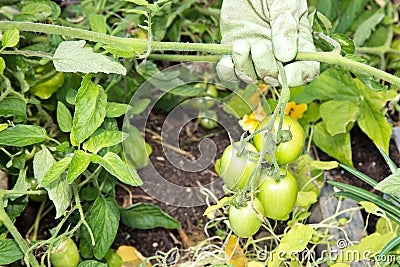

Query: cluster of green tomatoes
left=216, top=115, right=305, bottom=238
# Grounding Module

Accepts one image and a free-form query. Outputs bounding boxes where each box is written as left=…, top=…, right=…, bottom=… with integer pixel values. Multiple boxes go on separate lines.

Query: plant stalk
left=1, top=21, right=400, bottom=86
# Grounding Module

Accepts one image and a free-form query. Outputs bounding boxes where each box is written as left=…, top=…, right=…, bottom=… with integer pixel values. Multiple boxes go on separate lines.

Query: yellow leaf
left=359, top=201, right=381, bottom=215
left=203, top=196, right=231, bottom=219
left=116, top=245, right=152, bottom=267
left=225, top=235, right=248, bottom=267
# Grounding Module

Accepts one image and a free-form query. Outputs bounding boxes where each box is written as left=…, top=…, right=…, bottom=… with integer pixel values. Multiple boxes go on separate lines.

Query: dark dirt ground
left=13, top=111, right=400, bottom=262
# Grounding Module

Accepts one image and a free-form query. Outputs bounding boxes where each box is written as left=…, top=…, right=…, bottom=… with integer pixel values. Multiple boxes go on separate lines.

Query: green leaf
left=316, top=0, right=338, bottom=21
left=130, top=98, right=151, bottom=115
left=33, top=147, right=54, bottom=183
left=71, top=75, right=107, bottom=145
left=278, top=224, right=313, bottom=253
left=0, top=125, right=47, bottom=146
left=0, top=57, right=5, bottom=74
left=335, top=0, right=369, bottom=33
left=302, top=102, right=320, bottom=123
left=88, top=14, right=107, bottom=34
left=123, top=123, right=149, bottom=169
left=0, top=96, right=27, bottom=123
left=9, top=169, right=30, bottom=201
left=339, top=232, right=396, bottom=262
left=57, top=101, right=72, bottom=132
left=45, top=174, right=72, bottom=219
left=106, top=102, right=132, bottom=118
left=83, top=131, right=128, bottom=153
left=52, top=41, right=127, bottom=75
left=355, top=80, right=396, bottom=154
left=126, top=0, right=149, bottom=5
left=121, top=203, right=181, bottom=229
left=296, top=191, right=318, bottom=207
left=78, top=260, right=107, bottom=267
left=320, top=100, right=359, bottom=135
left=0, top=239, right=24, bottom=265
left=294, top=68, right=359, bottom=104
left=88, top=196, right=120, bottom=259
left=2, top=28, right=19, bottom=48
left=374, top=172, right=400, bottom=198
left=66, top=150, right=92, bottom=183
left=331, top=33, right=355, bottom=54
left=41, top=157, right=72, bottom=187
left=353, top=8, right=385, bottom=46
left=91, top=152, right=142, bottom=186
left=313, top=122, right=353, bottom=167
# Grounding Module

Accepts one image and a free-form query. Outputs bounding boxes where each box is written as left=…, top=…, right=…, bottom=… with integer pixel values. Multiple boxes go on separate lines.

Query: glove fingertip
left=216, top=55, right=239, bottom=82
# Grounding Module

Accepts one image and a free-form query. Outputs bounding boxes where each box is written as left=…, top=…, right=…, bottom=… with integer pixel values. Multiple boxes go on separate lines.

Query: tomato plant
left=253, top=115, right=305, bottom=165
left=50, top=238, right=80, bottom=267
left=257, top=168, right=298, bottom=220
left=219, top=141, right=259, bottom=189
left=228, top=198, right=264, bottom=238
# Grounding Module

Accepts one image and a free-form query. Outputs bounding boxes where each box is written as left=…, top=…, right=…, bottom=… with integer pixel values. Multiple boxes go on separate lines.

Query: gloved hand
left=216, top=0, right=320, bottom=87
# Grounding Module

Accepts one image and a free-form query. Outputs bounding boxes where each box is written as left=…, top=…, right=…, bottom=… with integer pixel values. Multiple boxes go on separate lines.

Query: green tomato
left=31, top=70, right=64, bottom=100
left=27, top=178, right=47, bottom=202
left=257, top=168, right=298, bottom=220
left=199, top=110, right=218, bottom=129
left=229, top=198, right=264, bottom=238
left=253, top=115, right=304, bottom=165
left=105, top=249, right=123, bottom=267
left=190, top=83, right=218, bottom=110
left=50, top=238, right=80, bottom=267
left=219, top=141, right=259, bottom=189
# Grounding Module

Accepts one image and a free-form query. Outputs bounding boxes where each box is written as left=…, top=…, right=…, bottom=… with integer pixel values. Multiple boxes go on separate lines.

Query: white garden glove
left=216, top=0, right=320, bottom=87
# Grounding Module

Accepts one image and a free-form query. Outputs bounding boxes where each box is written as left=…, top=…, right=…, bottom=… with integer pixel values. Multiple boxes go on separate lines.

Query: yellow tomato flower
left=285, top=101, right=307, bottom=120
left=239, top=105, right=266, bottom=133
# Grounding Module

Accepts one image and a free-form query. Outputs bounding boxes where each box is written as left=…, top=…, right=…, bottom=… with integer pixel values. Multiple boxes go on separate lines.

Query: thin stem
left=0, top=193, right=40, bottom=267
left=30, top=200, right=46, bottom=241
left=2, top=189, right=47, bottom=195
left=72, top=184, right=95, bottom=246
left=0, top=49, right=53, bottom=59
left=296, top=51, right=400, bottom=87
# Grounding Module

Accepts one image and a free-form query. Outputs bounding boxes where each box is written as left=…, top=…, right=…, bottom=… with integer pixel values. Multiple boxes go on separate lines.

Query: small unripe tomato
left=27, top=177, right=47, bottom=202
left=229, top=198, right=264, bottom=238
left=50, top=238, right=80, bottom=267
left=219, top=142, right=260, bottom=189
left=199, top=110, right=218, bottom=129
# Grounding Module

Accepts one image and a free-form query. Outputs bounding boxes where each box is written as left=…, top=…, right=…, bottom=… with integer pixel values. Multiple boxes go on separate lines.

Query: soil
left=13, top=111, right=400, bottom=263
